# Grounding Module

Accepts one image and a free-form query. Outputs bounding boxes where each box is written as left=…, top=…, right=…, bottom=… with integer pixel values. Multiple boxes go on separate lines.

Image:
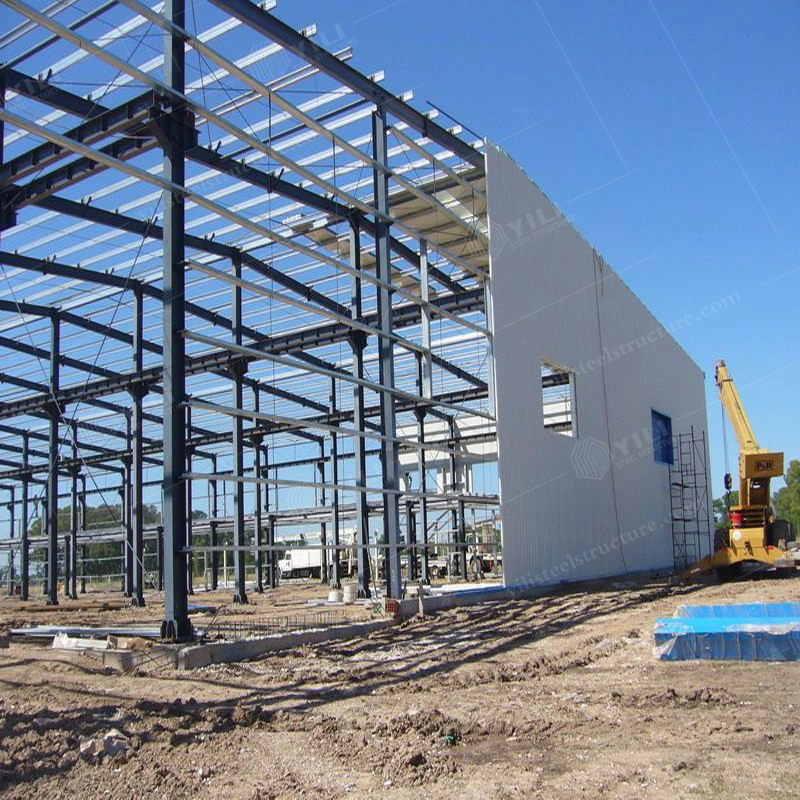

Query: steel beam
left=0, top=84, right=154, bottom=184
left=209, top=0, right=484, bottom=169
left=2, top=66, right=104, bottom=118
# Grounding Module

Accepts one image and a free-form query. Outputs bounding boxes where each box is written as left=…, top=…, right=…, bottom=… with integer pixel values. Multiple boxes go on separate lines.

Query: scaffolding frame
left=669, top=426, right=711, bottom=571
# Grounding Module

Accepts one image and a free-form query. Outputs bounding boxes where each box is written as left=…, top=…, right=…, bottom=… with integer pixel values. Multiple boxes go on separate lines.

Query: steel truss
left=0, top=0, right=497, bottom=639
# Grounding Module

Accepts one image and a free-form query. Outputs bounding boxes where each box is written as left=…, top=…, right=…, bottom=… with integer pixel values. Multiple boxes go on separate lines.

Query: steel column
left=6, top=488, right=14, bottom=595
left=64, top=534, right=71, bottom=598
left=419, top=240, right=433, bottom=400
left=20, top=432, right=29, bottom=599
left=157, top=525, right=164, bottom=593
left=349, top=218, right=371, bottom=598
left=130, top=286, right=146, bottom=606
left=160, top=0, right=191, bottom=640
left=329, top=377, right=341, bottom=588
left=268, top=512, right=277, bottom=588
left=416, top=410, right=430, bottom=583
left=458, top=498, right=468, bottom=580
left=45, top=315, right=59, bottom=605
left=123, top=412, right=133, bottom=597
left=209, top=454, right=219, bottom=590
left=264, top=446, right=276, bottom=588
left=185, top=407, right=194, bottom=596
left=406, top=498, right=417, bottom=582
left=231, top=254, right=247, bottom=604
left=252, top=389, right=264, bottom=593
left=372, top=107, right=402, bottom=599
left=68, top=422, right=78, bottom=599
left=79, top=476, right=86, bottom=593
left=318, top=451, right=328, bottom=584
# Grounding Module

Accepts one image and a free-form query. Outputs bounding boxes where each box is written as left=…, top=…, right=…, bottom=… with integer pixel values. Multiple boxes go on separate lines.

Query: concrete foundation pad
left=178, top=618, right=395, bottom=670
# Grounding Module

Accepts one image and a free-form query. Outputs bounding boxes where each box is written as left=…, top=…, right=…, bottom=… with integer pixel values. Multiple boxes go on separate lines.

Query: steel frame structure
left=0, top=0, right=497, bottom=640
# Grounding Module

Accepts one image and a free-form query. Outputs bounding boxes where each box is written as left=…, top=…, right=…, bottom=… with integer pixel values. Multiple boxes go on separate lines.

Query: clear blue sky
left=287, top=0, right=798, bottom=497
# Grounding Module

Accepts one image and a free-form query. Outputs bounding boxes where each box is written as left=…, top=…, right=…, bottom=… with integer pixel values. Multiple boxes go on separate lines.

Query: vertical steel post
left=64, top=534, right=71, bottom=598
left=417, top=239, right=432, bottom=583
left=416, top=410, right=430, bottom=583
left=253, top=388, right=264, bottom=593
left=458, top=498, right=468, bottom=580
left=185, top=407, right=194, bottom=595
left=20, top=433, right=29, bottom=600
left=122, top=412, right=133, bottom=597
left=419, top=240, right=433, bottom=399
left=372, top=108, right=402, bottom=599
left=268, top=512, right=277, bottom=588
left=79, top=476, right=87, bottom=594
left=131, top=286, right=146, bottom=606
left=6, top=488, right=14, bottom=596
left=449, top=418, right=467, bottom=580
left=348, top=218, right=371, bottom=598
left=160, top=0, right=191, bottom=640
left=231, top=254, right=247, bottom=604
left=69, top=422, right=78, bottom=599
left=157, top=525, right=164, bottom=592
left=209, top=454, right=219, bottom=590
left=318, top=451, right=328, bottom=584
left=265, top=446, right=275, bottom=588
left=329, top=377, right=340, bottom=588
left=406, top=498, right=417, bottom=582
left=41, top=498, right=48, bottom=596
left=45, top=315, right=59, bottom=605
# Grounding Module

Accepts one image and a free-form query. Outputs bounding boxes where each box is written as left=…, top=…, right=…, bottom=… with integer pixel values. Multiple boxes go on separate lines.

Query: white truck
left=278, top=547, right=323, bottom=579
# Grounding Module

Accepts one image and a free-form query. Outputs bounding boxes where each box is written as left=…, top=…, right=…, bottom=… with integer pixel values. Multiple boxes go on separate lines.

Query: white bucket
left=328, top=588, right=343, bottom=603
left=342, top=584, right=358, bottom=604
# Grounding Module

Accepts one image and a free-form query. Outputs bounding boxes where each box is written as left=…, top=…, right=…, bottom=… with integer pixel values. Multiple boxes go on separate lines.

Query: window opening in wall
left=652, top=409, right=674, bottom=464
left=541, top=361, right=577, bottom=437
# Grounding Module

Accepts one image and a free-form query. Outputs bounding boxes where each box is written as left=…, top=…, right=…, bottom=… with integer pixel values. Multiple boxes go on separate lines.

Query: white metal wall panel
left=486, top=144, right=712, bottom=589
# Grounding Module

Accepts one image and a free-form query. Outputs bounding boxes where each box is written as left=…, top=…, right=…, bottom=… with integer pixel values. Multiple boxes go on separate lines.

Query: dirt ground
left=1, top=575, right=798, bottom=799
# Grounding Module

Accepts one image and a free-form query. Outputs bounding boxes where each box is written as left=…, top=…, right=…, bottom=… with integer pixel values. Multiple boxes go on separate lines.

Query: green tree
left=774, top=459, right=800, bottom=537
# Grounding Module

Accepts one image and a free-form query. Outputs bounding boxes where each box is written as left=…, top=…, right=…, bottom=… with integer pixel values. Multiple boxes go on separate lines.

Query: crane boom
left=715, top=359, right=783, bottom=508
left=715, top=360, right=761, bottom=453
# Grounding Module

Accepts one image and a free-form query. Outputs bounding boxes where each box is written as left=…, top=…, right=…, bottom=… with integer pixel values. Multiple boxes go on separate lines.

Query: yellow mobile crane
left=686, top=359, right=793, bottom=579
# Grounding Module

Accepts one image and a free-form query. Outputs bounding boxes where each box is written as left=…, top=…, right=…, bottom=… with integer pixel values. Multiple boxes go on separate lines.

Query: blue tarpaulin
left=675, top=602, right=800, bottom=619
left=655, top=602, right=800, bottom=661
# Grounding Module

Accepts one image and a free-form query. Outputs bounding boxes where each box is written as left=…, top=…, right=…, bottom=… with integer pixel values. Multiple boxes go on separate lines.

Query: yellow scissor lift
left=683, top=361, right=794, bottom=581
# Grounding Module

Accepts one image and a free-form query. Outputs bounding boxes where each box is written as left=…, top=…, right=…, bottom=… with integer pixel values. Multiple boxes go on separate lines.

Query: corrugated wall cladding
left=486, top=145, right=712, bottom=589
